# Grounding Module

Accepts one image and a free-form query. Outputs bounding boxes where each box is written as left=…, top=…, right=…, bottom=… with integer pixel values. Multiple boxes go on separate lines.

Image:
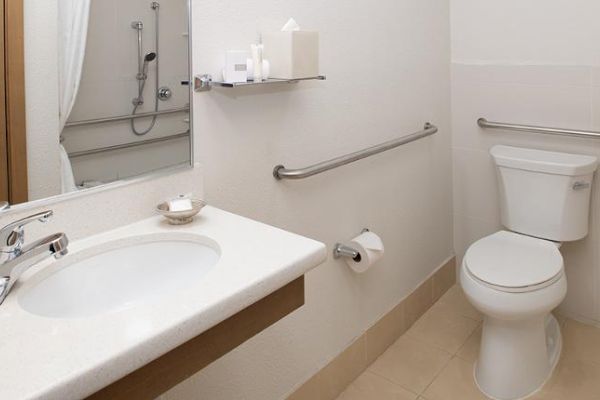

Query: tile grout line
left=404, top=310, right=481, bottom=355
left=403, top=331, right=457, bottom=355
left=367, top=285, right=477, bottom=398
left=407, top=287, right=481, bottom=397
left=419, top=354, right=456, bottom=396
left=364, top=367, right=422, bottom=398
left=326, top=267, right=457, bottom=400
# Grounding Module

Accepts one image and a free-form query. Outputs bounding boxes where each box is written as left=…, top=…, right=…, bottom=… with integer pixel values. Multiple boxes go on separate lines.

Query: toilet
left=460, top=145, right=598, bottom=400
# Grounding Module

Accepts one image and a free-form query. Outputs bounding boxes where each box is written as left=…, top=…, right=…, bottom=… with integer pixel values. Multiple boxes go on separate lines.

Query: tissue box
left=262, top=31, right=319, bottom=79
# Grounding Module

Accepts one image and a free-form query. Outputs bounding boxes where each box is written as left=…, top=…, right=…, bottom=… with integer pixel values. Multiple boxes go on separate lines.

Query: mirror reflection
left=1, top=0, right=191, bottom=207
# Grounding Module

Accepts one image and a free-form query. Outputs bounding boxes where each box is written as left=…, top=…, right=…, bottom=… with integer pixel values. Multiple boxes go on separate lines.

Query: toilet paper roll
left=345, top=231, right=384, bottom=273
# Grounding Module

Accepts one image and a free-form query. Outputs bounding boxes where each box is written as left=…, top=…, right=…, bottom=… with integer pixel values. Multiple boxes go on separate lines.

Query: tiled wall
left=159, top=1, right=454, bottom=398
left=452, top=63, right=600, bottom=325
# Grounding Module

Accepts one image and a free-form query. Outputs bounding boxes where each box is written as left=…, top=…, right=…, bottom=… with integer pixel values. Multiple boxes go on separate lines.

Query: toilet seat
left=464, top=231, right=564, bottom=293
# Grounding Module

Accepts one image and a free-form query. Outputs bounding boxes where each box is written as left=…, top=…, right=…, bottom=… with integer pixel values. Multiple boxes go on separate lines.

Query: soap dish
left=156, top=199, right=207, bottom=225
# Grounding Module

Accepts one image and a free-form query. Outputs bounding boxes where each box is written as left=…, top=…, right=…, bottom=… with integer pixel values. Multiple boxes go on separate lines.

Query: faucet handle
left=0, top=210, right=53, bottom=252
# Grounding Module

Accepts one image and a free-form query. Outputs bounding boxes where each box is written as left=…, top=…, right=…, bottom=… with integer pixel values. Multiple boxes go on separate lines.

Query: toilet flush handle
left=573, top=181, right=591, bottom=191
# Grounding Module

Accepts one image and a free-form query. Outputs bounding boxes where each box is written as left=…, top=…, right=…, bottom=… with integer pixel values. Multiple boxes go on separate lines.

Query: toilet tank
left=491, top=145, right=598, bottom=242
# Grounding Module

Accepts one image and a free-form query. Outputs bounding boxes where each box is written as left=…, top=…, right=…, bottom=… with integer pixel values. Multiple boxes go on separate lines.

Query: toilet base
left=474, top=314, right=562, bottom=400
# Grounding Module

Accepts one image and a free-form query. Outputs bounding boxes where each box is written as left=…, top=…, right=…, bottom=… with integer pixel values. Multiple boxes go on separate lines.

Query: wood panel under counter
left=87, top=276, right=305, bottom=400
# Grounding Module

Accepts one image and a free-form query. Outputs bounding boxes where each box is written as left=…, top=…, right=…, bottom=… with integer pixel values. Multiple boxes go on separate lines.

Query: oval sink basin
left=19, top=235, right=220, bottom=318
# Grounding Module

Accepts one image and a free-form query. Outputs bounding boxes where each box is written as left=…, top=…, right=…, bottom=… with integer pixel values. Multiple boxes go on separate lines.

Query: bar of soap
left=169, top=198, right=193, bottom=212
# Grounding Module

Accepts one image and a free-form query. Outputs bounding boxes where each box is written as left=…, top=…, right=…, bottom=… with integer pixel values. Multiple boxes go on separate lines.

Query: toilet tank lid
left=491, top=145, right=598, bottom=176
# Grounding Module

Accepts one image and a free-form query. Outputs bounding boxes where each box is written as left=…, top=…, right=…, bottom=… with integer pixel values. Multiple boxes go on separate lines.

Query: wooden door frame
left=4, top=0, right=27, bottom=204
left=0, top=0, right=8, bottom=202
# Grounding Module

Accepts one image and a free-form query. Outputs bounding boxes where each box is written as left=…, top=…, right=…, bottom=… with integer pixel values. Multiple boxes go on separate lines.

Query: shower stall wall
left=62, top=0, right=190, bottom=186
left=130, top=1, right=160, bottom=136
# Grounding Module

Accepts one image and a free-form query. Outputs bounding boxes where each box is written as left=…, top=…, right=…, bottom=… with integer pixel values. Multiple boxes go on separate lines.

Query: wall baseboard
left=286, top=257, right=457, bottom=400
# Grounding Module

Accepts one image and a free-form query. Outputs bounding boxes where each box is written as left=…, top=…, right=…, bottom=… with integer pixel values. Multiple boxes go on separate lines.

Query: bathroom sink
left=18, top=235, right=220, bottom=318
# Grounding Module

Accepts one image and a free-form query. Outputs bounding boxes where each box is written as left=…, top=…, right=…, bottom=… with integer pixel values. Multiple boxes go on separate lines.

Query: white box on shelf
left=223, top=50, right=249, bottom=83
left=262, top=31, right=319, bottom=80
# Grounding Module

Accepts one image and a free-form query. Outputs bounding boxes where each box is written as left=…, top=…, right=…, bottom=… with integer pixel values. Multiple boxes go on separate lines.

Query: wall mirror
left=0, top=0, right=192, bottom=209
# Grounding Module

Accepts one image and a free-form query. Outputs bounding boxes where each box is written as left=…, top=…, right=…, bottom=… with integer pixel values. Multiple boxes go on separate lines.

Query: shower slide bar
left=68, top=131, right=189, bottom=158
left=478, top=118, right=600, bottom=139
left=273, top=122, right=438, bottom=181
left=64, top=106, right=189, bottom=128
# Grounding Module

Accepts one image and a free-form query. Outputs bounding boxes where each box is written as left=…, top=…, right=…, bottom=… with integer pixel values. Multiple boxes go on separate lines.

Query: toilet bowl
left=460, top=231, right=566, bottom=400
left=460, top=145, right=598, bottom=400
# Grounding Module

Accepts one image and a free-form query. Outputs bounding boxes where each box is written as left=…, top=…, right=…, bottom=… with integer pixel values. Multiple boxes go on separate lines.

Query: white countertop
left=0, top=206, right=326, bottom=400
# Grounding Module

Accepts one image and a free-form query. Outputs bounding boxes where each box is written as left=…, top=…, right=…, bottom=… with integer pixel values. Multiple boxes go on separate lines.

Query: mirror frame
left=1, top=0, right=194, bottom=216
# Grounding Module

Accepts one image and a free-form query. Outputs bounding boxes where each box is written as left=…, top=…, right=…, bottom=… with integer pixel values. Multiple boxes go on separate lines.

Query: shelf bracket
left=194, top=74, right=213, bottom=92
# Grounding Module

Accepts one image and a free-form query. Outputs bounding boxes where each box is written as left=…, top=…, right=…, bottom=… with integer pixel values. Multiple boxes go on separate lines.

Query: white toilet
left=460, top=145, right=598, bottom=400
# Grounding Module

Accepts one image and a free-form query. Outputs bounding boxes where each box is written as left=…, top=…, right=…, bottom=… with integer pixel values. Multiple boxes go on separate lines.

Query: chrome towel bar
left=273, top=123, right=438, bottom=180
left=68, top=131, right=189, bottom=158
left=64, top=106, right=190, bottom=128
left=478, top=118, right=600, bottom=139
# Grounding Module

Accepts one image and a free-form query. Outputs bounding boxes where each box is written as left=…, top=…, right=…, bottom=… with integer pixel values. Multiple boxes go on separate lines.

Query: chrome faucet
left=0, top=211, right=69, bottom=305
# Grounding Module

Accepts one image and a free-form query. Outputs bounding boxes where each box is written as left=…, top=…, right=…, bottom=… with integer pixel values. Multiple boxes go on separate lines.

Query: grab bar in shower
left=478, top=118, right=600, bottom=139
left=273, top=123, right=438, bottom=180
left=68, top=131, right=189, bottom=158
left=64, top=106, right=190, bottom=128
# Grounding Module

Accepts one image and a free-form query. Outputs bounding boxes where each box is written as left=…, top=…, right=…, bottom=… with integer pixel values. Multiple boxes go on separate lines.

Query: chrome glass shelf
left=194, top=74, right=326, bottom=92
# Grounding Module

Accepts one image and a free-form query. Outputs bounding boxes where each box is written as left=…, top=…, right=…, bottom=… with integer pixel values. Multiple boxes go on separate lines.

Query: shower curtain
left=57, top=0, right=91, bottom=193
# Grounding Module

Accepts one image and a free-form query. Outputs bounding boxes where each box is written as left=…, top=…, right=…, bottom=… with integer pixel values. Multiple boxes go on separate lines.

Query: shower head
left=140, top=52, right=157, bottom=79
left=144, top=52, right=157, bottom=62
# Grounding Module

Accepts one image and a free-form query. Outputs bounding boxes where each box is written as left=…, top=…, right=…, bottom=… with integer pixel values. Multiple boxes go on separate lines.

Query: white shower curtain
left=57, top=0, right=91, bottom=193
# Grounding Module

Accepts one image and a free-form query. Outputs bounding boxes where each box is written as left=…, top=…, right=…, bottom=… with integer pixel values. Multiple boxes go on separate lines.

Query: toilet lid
left=464, top=231, right=563, bottom=290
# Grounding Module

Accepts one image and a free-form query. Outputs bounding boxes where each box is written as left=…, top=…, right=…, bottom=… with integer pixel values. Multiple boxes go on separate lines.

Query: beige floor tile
left=369, top=335, right=452, bottom=394
left=406, top=301, right=480, bottom=354
left=336, top=371, right=418, bottom=400
left=405, top=278, right=434, bottom=328
left=456, top=326, right=482, bottom=363
left=335, top=288, right=600, bottom=400
left=437, top=285, right=482, bottom=322
left=366, top=302, right=407, bottom=365
left=561, top=318, right=600, bottom=365
left=320, top=336, right=368, bottom=400
left=423, top=357, right=489, bottom=400
left=528, top=354, right=600, bottom=400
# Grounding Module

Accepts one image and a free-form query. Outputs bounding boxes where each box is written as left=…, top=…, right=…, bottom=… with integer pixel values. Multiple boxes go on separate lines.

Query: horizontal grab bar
left=478, top=118, right=600, bottom=139
left=273, top=123, right=438, bottom=181
left=68, top=132, right=190, bottom=158
left=64, top=106, right=190, bottom=128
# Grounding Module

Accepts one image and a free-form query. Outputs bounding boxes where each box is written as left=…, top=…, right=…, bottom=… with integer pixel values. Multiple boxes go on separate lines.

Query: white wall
left=24, top=0, right=61, bottom=201
left=451, top=0, right=600, bottom=66
left=451, top=0, right=600, bottom=324
left=160, top=1, right=454, bottom=399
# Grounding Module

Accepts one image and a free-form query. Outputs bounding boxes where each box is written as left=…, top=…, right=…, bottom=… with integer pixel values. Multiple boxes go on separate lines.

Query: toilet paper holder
left=333, top=229, right=369, bottom=261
